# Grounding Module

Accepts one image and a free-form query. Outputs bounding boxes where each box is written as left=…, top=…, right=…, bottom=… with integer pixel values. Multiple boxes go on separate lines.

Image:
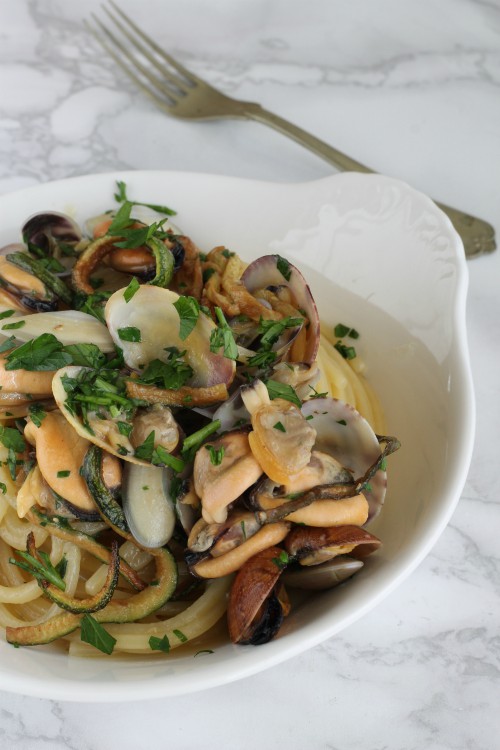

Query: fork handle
left=243, top=103, right=495, bottom=259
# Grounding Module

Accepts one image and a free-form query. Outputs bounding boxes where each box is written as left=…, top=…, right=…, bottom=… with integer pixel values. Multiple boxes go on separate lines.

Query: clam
left=105, top=285, right=235, bottom=388
left=4, top=310, right=114, bottom=351
left=301, top=397, right=388, bottom=521
left=211, top=387, right=251, bottom=432
left=22, top=211, right=82, bottom=252
left=271, top=362, right=321, bottom=400
left=282, top=556, right=364, bottom=591
left=241, top=255, right=320, bottom=363
left=241, top=379, right=316, bottom=484
left=227, top=545, right=290, bottom=645
left=52, top=366, right=180, bottom=465
left=22, top=211, right=83, bottom=278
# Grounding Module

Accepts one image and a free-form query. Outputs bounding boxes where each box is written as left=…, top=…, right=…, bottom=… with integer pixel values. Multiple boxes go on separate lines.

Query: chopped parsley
left=181, top=420, right=221, bottom=461
left=117, top=326, right=141, bottom=343
left=246, top=350, right=277, bottom=368
left=273, top=421, right=286, bottom=432
left=334, top=323, right=359, bottom=339
left=264, top=380, right=301, bottom=408
left=80, top=614, right=116, bottom=655
left=63, top=343, right=106, bottom=369
left=276, top=254, right=291, bottom=281
left=334, top=341, right=357, bottom=360
left=123, top=277, right=140, bottom=303
left=137, top=348, right=193, bottom=390
left=209, top=307, right=238, bottom=360
left=0, top=310, right=15, bottom=320
left=308, top=385, right=329, bottom=399
left=56, top=470, right=70, bottom=478
left=257, top=316, right=303, bottom=350
left=173, top=296, right=200, bottom=340
left=271, top=550, right=290, bottom=570
left=28, top=403, right=47, bottom=428
left=148, top=634, right=171, bottom=653
left=10, top=542, right=66, bottom=592
left=5, top=333, right=72, bottom=372
left=114, top=180, right=176, bottom=216
left=1, top=320, right=25, bottom=331
left=205, top=444, right=225, bottom=466
left=173, top=629, right=188, bottom=643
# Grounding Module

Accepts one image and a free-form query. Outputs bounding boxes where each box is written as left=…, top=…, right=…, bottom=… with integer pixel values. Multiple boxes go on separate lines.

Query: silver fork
left=86, top=2, right=496, bottom=260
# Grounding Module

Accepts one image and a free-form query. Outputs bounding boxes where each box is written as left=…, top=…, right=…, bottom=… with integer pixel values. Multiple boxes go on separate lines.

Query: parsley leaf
left=173, top=296, right=200, bottom=340
left=134, top=430, right=155, bottom=462
left=80, top=614, right=117, bottom=655
left=114, top=180, right=176, bottom=216
left=209, top=307, right=238, bottom=360
left=0, top=425, right=26, bottom=454
left=276, top=255, right=291, bottom=281
left=334, top=323, right=360, bottom=339
left=149, top=635, right=170, bottom=653
left=107, top=201, right=133, bottom=234
left=118, top=326, right=141, bottom=343
left=334, top=341, right=357, bottom=360
left=205, top=444, right=225, bottom=466
left=63, top=343, right=106, bottom=369
left=123, top=277, right=140, bottom=303
left=265, top=380, right=302, bottom=408
left=28, top=403, right=47, bottom=428
left=1, top=320, right=25, bottom=331
left=138, top=349, right=193, bottom=390
left=5, top=333, right=72, bottom=372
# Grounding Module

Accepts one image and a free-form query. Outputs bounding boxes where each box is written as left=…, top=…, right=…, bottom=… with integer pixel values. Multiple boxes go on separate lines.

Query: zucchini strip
left=126, top=379, right=228, bottom=407
left=147, top=236, right=175, bottom=288
left=6, top=546, right=177, bottom=647
left=7, top=251, right=73, bottom=305
left=27, top=534, right=120, bottom=614
left=81, top=446, right=131, bottom=539
left=26, top=507, right=146, bottom=591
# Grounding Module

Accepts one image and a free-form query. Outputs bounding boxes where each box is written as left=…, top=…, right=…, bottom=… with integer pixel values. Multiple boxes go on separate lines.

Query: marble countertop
left=1, top=0, right=499, bottom=748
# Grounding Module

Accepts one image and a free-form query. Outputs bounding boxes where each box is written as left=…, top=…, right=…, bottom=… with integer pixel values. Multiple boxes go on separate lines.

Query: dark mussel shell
left=227, top=545, right=289, bottom=645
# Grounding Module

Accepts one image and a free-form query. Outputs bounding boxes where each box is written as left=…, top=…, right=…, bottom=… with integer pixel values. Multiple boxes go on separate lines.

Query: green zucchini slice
left=81, top=445, right=131, bottom=539
left=6, top=546, right=177, bottom=647
left=29, top=534, right=120, bottom=615
left=27, top=507, right=145, bottom=591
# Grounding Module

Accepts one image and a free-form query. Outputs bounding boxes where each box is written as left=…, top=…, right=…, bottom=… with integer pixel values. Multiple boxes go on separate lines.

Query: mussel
left=227, top=545, right=290, bottom=645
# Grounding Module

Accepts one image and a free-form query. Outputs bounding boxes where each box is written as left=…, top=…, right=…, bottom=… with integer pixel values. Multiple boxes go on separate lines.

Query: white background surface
left=0, top=1, right=499, bottom=748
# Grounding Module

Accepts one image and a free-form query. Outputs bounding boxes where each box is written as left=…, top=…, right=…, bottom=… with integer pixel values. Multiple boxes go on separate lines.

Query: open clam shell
left=301, top=397, right=387, bottom=521
left=7, top=310, right=114, bottom=351
left=241, top=255, right=320, bottom=363
left=52, top=366, right=150, bottom=466
left=105, top=285, right=235, bottom=387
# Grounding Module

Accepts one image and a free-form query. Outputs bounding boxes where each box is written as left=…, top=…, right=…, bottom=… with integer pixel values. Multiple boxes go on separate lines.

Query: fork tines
left=86, top=1, right=200, bottom=111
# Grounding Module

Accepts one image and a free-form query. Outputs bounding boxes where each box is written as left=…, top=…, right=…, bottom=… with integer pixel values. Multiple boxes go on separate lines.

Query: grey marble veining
left=0, top=0, right=499, bottom=748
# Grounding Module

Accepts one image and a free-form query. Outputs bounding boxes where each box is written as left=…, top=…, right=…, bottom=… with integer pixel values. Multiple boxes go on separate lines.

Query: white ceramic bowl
left=0, top=171, right=474, bottom=701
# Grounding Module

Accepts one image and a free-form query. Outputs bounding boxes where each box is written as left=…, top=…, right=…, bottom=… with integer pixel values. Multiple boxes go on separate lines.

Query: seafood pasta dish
left=0, top=182, right=399, bottom=656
